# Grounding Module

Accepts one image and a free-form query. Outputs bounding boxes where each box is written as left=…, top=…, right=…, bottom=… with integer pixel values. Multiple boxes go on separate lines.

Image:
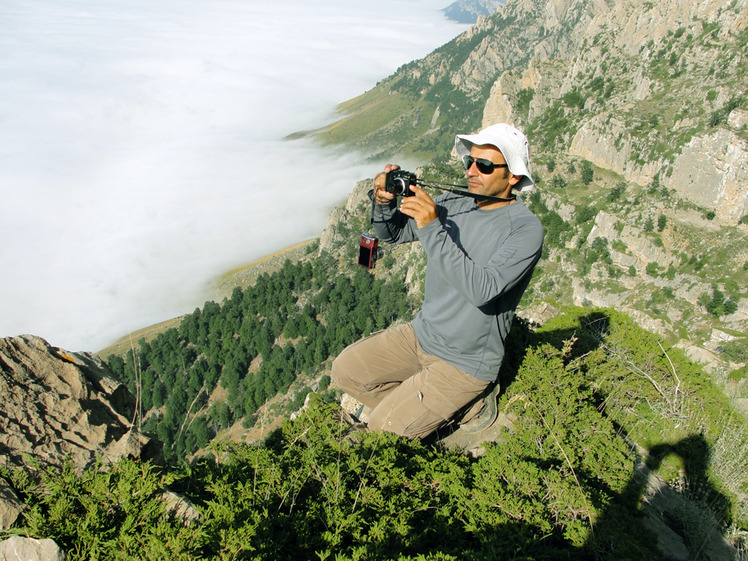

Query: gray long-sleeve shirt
left=373, top=192, right=544, bottom=381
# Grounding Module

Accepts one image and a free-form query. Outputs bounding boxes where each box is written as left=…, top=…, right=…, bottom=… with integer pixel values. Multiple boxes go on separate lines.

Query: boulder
left=0, top=335, right=162, bottom=529
left=0, top=480, right=23, bottom=532
left=0, top=536, right=64, bottom=561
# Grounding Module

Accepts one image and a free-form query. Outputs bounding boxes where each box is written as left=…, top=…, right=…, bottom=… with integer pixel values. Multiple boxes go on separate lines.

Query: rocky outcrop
left=476, top=0, right=747, bottom=220
left=588, top=211, right=675, bottom=272
left=0, top=335, right=161, bottom=473
left=0, top=482, right=22, bottom=533
left=319, top=179, right=371, bottom=252
left=666, top=125, right=748, bottom=223
left=0, top=335, right=162, bottom=529
left=569, top=116, right=663, bottom=187
left=0, top=536, right=65, bottom=561
left=569, top=117, right=748, bottom=223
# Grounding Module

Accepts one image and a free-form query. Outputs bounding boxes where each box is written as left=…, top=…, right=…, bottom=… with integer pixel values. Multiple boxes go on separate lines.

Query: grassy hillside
left=4, top=305, right=746, bottom=559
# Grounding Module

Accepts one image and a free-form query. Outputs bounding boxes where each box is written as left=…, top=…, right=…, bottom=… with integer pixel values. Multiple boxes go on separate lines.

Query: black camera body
left=358, top=170, right=417, bottom=270
left=358, top=233, right=379, bottom=269
left=385, top=170, right=417, bottom=197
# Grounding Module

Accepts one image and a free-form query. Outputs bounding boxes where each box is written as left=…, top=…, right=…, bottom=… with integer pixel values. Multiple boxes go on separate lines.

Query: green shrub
left=551, top=174, right=568, bottom=189
left=576, top=205, right=597, bottom=224
left=699, top=286, right=739, bottom=317
left=608, top=182, right=627, bottom=202
left=718, top=339, right=748, bottom=363
left=4, top=459, right=199, bottom=560
left=7, top=308, right=746, bottom=559
left=658, top=214, right=667, bottom=231
left=580, top=161, right=594, bottom=185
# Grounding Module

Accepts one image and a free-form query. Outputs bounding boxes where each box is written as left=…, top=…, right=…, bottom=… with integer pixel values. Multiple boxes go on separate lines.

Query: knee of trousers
left=330, top=348, right=356, bottom=390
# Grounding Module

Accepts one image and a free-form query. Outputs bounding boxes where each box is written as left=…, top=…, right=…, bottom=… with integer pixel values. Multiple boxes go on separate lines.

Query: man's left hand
left=399, top=185, right=437, bottom=229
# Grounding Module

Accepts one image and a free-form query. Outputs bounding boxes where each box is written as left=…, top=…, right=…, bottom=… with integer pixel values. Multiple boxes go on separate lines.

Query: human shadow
left=587, top=434, right=737, bottom=560
left=434, top=309, right=739, bottom=559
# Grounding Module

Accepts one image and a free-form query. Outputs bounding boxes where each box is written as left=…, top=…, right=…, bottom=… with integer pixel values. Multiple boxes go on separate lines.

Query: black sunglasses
left=462, top=155, right=509, bottom=174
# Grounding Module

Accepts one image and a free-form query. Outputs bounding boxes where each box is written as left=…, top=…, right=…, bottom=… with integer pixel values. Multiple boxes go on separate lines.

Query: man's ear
left=508, top=174, right=521, bottom=187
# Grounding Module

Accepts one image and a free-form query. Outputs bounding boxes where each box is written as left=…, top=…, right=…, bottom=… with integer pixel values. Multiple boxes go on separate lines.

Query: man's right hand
left=373, top=164, right=400, bottom=204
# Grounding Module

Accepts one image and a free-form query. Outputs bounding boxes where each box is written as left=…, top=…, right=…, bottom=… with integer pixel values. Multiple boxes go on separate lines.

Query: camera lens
left=385, top=170, right=416, bottom=197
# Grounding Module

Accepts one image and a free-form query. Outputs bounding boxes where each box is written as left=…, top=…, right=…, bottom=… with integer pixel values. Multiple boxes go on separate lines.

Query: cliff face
left=0, top=335, right=162, bottom=530
left=477, top=0, right=748, bottom=221
left=666, top=123, right=748, bottom=222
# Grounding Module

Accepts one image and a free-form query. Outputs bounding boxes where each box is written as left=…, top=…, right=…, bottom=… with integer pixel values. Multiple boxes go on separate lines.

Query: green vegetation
left=608, top=182, right=627, bottom=202
left=4, top=308, right=746, bottom=559
left=657, top=214, right=667, bottom=232
left=527, top=99, right=579, bottom=152
left=580, top=161, right=594, bottom=185
left=699, top=284, right=739, bottom=318
left=719, top=338, right=748, bottom=364
left=550, top=173, right=568, bottom=189
left=515, top=87, right=535, bottom=120
left=709, top=95, right=745, bottom=127
left=106, top=254, right=415, bottom=462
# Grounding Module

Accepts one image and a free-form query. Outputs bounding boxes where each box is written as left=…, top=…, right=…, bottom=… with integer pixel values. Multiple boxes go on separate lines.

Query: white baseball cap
left=454, top=123, right=534, bottom=191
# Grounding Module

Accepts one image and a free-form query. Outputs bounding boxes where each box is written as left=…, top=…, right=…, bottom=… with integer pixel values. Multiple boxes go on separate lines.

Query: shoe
left=339, top=393, right=371, bottom=424
left=354, top=404, right=371, bottom=423
left=460, top=383, right=499, bottom=434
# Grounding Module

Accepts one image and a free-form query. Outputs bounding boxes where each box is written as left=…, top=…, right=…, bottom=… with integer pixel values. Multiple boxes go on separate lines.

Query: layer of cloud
left=0, top=0, right=467, bottom=351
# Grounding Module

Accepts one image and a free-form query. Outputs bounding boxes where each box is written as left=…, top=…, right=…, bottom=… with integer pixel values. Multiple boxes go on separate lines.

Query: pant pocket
left=395, top=383, right=460, bottom=439
left=417, top=382, right=459, bottom=421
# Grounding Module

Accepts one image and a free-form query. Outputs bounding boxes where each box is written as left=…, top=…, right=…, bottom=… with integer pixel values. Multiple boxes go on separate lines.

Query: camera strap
left=365, top=176, right=516, bottom=228
left=414, top=179, right=516, bottom=203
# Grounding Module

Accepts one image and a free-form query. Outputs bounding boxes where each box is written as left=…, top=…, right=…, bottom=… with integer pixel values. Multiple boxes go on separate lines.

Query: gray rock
left=0, top=479, right=23, bottom=532
left=0, top=335, right=162, bottom=472
left=0, top=335, right=163, bottom=529
left=0, top=536, right=64, bottom=561
left=162, top=490, right=201, bottom=526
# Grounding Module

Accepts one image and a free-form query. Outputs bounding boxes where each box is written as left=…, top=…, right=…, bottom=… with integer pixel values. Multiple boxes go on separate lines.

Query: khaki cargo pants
left=331, top=323, right=491, bottom=440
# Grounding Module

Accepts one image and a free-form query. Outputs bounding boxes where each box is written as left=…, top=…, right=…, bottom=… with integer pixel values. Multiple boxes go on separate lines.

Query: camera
left=358, top=233, right=379, bottom=269
left=358, top=169, right=417, bottom=270
left=385, top=170, right=417, bottom=197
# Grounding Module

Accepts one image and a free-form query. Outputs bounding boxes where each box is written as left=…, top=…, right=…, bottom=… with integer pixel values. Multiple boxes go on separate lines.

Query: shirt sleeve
left=369, top=190, right=419, bottom=244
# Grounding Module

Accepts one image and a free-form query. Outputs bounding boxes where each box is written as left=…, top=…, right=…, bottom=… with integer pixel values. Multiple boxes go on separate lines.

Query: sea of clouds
left=0, top=0, right=468, bottom=351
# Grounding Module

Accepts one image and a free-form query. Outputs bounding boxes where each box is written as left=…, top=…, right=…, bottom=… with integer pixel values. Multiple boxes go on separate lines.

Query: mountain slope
left=316, top=0, right=746, bottom=217
left=306, top=0, right=748, bottom=382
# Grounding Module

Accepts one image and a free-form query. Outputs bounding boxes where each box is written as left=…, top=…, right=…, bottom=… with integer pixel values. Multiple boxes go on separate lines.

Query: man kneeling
left=332, top=123, right=544, bottom=439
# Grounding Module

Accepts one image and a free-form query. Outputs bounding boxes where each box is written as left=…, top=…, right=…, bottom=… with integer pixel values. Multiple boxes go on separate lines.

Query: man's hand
left=400, top=185, right=437, bottom=229
left=374, top=164, right=436, bottom=228
left=373, top=164, right=399, bottom=205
